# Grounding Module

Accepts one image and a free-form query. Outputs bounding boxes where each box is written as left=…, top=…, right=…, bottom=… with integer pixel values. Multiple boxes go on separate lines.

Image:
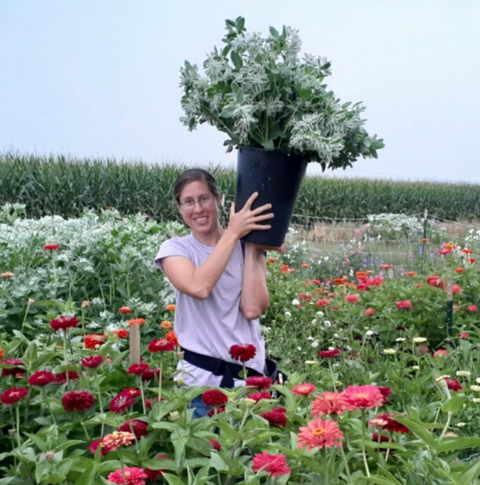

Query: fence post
left=422, top=209, right=428, bottom=271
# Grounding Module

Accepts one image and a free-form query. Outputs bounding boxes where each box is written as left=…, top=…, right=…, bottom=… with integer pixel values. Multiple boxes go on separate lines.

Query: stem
left=340, top=446, right=352, bottom=481
left=20, top=300, right=32, bottom=334
left=328, top=360, right=337, bottom=391
left=439, top=412, right=452, bottom=440
left=139, top=378, right=146, bottom=414
left=15, top=405, right=21, bottom=449
left=118, top=449, right=127, bottom=485
left=42, top=387, right=57, bottom=425
left=158, top=355, right=163, bottom=401
left=361, top=408, right=371, bottom=478
left=94, top=369, right=106, bottom=437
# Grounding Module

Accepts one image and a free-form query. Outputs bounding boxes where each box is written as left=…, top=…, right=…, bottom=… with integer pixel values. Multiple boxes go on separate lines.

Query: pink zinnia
left=107, top=467, right=148, bottom=485
left=466, top=305, right=478, bottom=313
left=311, top=391, right=346, bottom=417
left=345, top=294, right=359, bottom=303
left=396, top=300, right=413, bottom=310
left=364, top=307, right=375, bottom=316
left=251, top=451, right=291, bottom=477
left=316, top=298, right=330, bottom=308
left=377, top=386, right=392, bottom=404
left=292, top=383, right=316, bottom=396
left=341, top=385, right=385, bottom=410
left=297, top=418, right=344, bottom=450
left=433, top=349, right=449, bottom=359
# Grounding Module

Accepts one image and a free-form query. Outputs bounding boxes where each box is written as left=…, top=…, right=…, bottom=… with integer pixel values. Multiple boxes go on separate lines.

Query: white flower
left=284, top=311, right=291, bottom=318
left=455, top=422, right=467, bottom=428
left=411, top=365, right=420, bottom=370
left=456, top=371, right=471, bottom=378
left=311, top=341, right=319, bottom=348
left=470, top=385, right=480, bottom=392
left=291, top=299, right=300, bottom=306
left=476, top=377, right=480, bottom=384
left=413, top=337, right=427, bottom=344
left=383, top=349, right=397, bottom=355
left=395, top=338, right=406, bottom=343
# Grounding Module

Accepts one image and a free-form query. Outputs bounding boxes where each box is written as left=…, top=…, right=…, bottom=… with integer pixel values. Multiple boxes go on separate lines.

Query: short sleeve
left=155, top=237, right=191, bottom=272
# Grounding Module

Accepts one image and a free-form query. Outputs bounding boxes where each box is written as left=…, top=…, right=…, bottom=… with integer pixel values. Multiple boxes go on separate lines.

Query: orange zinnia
left=356, top=271, right=367, bottom=277
left=333, top=278, right=344, bottom=285
left=406, top=271, right=417, bottom=277
left=455, top=268, right=465, bottom=273
left=165, top=330, right=179, bottom=347
left=128, top=318, right=145, bottom=326
left=301, top=263, right=310, bottom=268
left=165, top=304, right=176, bottom=311
left=444, top=243, right=456, bottom=250
left=0, top=348, right=4, bottom=360
left=160, top=320, right=173, bottom=329
left=1, top=272, right=14, bottom=279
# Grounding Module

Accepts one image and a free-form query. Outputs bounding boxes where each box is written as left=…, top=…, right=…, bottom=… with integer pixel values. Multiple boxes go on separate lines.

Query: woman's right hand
left=226, top=192, right=274, bottom=240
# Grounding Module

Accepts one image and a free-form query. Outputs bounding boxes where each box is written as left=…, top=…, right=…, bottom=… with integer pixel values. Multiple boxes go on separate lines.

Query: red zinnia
left=44, top=243, right=60, bottom=250
left=144, top=454, right=168, bottom=480
left=89, top=438, right=114, bottom=456
left=1, top=358, right=25, bottom=376
left=248, top=392, right=271, bottom=402
left=28, top=370, right=55, bottom=386
left=373, top=413, right=409, bottom=433
left=110, top=389, right=139, bottom=413
left=229, top=343, right=256, bottom=362
left=292, top=383, right=316, bottom=396
left=396, top=300, right=413, bottom=310
left=318, top=349, right=340, bottom=358
left=209, top=438, right=221, bottom=451
left=84, top=334, right=107, bottom=349
left=107, top=467, right=148, bottom=485
left=62, top=390, right=95, bottom=411
left=297, top=418, right=344, bottom=450
left=112, top=329, right=129, bottom=339
left=202, top=389, right=228, bottom=407
left=1, top=387, right=29, bottom=405
left=245, top=376, right=272, bottom=390
left=341, top=385, right=385, bottom=410
left=141, top=368, right=160, bottom=382
left=260, top=407, right=288, bottom=427
left=117, top=419, right=149, bottom=438
left=148, top=338, right=175, bottom=353
left=53, top=370, right=79, bottom=383
left=81, top=355, right=104, bottom=368
left=50, top=316, right=79, bottom=332
left=377, top=386, right=392, bottom=403
left=444, top=378, right=462, bottom=391
left=119, top=306, right=132, bottom=314
left=127, top=363, right=150, bottom=375
left=251, top=452, right=291, bottom=477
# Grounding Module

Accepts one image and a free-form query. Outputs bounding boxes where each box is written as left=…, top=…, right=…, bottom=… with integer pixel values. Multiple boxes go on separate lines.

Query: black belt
left=181, top=348, right=279, bottom=389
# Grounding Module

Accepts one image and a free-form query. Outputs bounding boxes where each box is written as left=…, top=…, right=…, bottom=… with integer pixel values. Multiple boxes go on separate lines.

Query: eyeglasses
left=179, top=195, right=216, bottom=209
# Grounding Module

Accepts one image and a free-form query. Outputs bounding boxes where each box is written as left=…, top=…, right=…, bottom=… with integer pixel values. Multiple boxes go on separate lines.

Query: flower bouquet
left=180, top=16, right=384, bottom=246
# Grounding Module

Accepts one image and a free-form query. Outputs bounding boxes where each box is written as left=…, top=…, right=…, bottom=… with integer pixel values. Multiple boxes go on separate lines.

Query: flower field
left=2, top=203, right=480, bottom=484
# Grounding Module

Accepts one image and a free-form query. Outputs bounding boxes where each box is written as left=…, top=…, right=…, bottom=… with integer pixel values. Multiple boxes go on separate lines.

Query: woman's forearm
left=240, top=243, right=269, bottom=320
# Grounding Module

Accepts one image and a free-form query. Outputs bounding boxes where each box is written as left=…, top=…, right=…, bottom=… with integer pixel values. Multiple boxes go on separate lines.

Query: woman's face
left=177, top=180, right=219, bottom=235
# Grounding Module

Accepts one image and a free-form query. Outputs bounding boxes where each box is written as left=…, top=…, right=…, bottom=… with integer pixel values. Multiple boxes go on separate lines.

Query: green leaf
left=230, top=51, right=243, bottom=70
left=162, top=472, right=187, bottom=485
left=394, top=417, right=437, bottom=448
left=437, top=437, right=480, bottom=453
left=209, top=452, right=229, bottom=472
left=441, top=394, right=468, bottom=413
left=75, top=462, right=99, bottom=485
left=261, top=140, right=274, bottom=151
left=453, top=457, right=480, bottom=484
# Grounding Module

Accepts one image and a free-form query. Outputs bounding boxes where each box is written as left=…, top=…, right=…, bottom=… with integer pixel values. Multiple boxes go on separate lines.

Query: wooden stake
left=129, top=325, right=140, bottom=364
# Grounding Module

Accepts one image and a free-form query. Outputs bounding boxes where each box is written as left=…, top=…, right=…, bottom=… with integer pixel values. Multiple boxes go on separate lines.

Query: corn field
left=1, top=152, right=480, bottom=221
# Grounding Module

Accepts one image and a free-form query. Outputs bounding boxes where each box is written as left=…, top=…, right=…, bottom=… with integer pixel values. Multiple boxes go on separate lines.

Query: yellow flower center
left=355, top=393, right=369, bottom=399
left=312, top=427, right=326, bottom=436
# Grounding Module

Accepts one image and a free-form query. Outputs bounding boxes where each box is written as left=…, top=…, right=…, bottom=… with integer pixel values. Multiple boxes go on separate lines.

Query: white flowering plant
left=180, top=16, right=384, bottom=170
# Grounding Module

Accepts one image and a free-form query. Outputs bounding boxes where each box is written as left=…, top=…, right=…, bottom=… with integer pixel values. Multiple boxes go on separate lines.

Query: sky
left=1, top=1, right=479, bottom=184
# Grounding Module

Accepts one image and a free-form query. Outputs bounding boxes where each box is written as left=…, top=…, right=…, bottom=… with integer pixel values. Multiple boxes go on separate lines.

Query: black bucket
left=235, top=146, right=308, bottom=248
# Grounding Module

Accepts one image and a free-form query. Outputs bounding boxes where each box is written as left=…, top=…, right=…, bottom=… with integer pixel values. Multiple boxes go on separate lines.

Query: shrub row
left=2, top=152, right=480, bottom=221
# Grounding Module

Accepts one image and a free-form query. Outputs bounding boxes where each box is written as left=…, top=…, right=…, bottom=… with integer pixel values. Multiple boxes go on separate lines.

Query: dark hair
left=174, top=168, right=219, bottom=205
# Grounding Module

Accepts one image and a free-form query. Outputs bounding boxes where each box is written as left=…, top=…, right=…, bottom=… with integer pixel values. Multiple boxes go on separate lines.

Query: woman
left=155, top=168, right=274, bottom=416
